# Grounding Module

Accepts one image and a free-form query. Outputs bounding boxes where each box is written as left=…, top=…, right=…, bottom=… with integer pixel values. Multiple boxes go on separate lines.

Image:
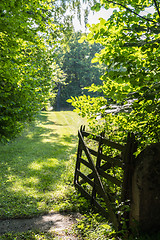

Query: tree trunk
left=56, top=83, right=61, bottom=111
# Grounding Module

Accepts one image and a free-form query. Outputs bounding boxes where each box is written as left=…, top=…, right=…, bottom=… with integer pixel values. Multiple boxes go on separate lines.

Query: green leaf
left=91, top=3, right=101, bottom=12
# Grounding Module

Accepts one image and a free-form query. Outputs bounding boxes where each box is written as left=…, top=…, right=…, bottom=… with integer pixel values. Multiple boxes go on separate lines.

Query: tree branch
left=153, top=0, right=160, bottom=18
left=106, top=0, right=156, bottom=23
left=124, top=38, right=160, bottom=47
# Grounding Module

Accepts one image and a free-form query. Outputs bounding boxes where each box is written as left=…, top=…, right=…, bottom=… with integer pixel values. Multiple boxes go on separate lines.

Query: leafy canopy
left=69, top=0, right=160, bottom=149
left=0, top=0, right=60, bottom=141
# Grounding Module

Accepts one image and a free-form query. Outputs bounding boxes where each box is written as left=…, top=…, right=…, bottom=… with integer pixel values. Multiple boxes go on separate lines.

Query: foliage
left=0, top=0, right=61, bottom=141
left=54, top=32, right=104, bottom=110
left=74, top=212, right=160, bottom=240
left=74, top=212, right=117, bottom=240
left=0, top=231, right=56, bottom=240
left=68, top=0, right=160, bottom=149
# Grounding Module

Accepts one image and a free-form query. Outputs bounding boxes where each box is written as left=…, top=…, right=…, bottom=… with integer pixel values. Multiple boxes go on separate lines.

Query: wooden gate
left=74, top=126, right=137, bottom=231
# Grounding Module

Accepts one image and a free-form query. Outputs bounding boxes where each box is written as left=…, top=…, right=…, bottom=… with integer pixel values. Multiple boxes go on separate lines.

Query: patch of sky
left=73, top=4, right=155, bottom=32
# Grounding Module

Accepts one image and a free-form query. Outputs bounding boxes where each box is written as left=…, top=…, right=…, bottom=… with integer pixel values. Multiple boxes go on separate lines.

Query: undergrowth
left=73, top=211, right=160, bottom=240
left=73, top=212, right=117, bottom=240
left=0, top=230, right=57, bottom=240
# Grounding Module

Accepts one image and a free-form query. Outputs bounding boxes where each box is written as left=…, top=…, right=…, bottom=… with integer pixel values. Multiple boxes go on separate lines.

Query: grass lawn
left=1, top=111, right=159, bottom=240
left=0, top=111, right=87, bottom=219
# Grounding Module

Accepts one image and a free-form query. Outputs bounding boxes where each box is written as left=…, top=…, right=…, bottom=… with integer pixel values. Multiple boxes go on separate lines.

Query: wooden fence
left=74, top=125, right=137, bottom=231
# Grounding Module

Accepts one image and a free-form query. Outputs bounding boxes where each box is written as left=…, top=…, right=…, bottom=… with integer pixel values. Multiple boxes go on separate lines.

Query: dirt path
left=0, top=212, right=81, bottom=239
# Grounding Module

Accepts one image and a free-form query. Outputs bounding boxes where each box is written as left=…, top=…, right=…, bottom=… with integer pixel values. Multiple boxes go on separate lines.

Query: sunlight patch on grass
left=0, top=111, right=86, bottom=218
left=24, top=177, right=39, bottom=186
left=10, top=178, right=39, bottom=196
left=29, top=162, right=43, bottom=170
left=26, top=132, right=34, bottom=139
left=6, top=174, right=16, bottom=183
left=29, top=158, right=59, bottom=170
left=41, top=137, right=58, bottom=143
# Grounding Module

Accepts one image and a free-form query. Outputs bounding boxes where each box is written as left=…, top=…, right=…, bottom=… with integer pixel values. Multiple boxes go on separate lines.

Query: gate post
left=121, top=133, right=137, bottom=226
left=130, top=143, right=160, bottom=233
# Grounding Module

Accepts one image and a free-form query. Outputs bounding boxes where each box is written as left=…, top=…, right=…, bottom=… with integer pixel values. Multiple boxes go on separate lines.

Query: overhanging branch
left=124, top=38, right=160, bottom=47
left=153, top=0, right=160, bottom=18
left=106, top=0, right=156, bottom=23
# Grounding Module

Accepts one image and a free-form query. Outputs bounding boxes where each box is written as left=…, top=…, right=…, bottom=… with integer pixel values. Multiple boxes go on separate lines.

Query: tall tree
left=69, top=0, right=160, bottom=149
left=0, top=0, right=61, bottom=141
left=53, top=32, right=104, bottom=110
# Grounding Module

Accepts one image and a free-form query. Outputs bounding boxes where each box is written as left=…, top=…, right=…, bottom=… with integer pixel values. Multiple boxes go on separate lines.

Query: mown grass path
left=0, top=111, right=86, bottom=220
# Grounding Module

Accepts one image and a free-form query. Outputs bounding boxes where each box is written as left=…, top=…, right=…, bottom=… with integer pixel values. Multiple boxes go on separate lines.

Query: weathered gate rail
left=74, top=125, right=137, bottom=231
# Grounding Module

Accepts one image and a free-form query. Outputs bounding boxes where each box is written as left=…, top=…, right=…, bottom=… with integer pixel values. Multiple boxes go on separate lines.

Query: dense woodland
left=52, top=33, right=105, bottom=110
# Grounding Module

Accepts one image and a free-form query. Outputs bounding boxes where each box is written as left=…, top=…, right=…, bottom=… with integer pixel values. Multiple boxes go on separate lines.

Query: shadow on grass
left=0, top=112, right=79, bottom=219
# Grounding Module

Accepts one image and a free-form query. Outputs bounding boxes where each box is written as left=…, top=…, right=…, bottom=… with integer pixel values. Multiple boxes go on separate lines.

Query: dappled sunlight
left=29, top=158, right=59, bottom=170
left=53, top=185, right=70, bottom=201
left=41, top=136, right=58, bottom=143
left=28, top=162, right=43, bottom=171
left=6, top=174, right=16, bottom=183
left=0, top=111, right=85, bottom=218
left=26, top=132, right=34, bottom=140
left=11, top=180, right=39, bottom=196
left=23, top=177, right=40, bottom=186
